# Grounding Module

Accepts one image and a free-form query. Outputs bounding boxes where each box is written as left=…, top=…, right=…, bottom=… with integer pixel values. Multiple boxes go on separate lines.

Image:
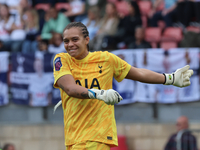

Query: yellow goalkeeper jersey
left=53, top=51, right=131, bottom=147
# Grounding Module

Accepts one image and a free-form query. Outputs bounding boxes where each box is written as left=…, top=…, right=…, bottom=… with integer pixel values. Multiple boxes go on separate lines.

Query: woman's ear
left=85, top=36, right=90, bottom=45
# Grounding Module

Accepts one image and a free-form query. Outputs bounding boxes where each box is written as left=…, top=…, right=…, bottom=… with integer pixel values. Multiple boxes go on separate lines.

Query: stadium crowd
left=0, top=0, right=200, bottom=53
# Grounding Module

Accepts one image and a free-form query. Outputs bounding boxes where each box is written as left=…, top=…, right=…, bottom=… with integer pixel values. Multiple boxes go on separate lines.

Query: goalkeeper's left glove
left=163, top=65, right=193, bottom=88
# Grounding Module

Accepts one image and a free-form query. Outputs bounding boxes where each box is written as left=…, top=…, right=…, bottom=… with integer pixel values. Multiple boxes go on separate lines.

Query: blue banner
left=10, top=52, right=60, bottom=107
left=7, top=48, right=200, bottom=106
left=0, top=52, right=9, bottom=106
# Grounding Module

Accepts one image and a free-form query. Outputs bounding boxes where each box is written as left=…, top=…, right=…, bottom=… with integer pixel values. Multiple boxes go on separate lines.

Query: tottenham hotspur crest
left=98, top=65, right=102, bottom=74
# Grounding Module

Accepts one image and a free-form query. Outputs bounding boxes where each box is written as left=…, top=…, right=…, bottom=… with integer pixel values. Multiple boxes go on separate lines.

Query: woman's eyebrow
left=63, top=36, right=79, bottom=40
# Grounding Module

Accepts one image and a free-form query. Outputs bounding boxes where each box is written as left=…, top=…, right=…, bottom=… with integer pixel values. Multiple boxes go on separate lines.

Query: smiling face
left=63, top=27, right=89, bottom=60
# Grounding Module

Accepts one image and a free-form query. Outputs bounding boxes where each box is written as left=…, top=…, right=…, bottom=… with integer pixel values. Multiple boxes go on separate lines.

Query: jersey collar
left=72, top=52, right=91, bottom=63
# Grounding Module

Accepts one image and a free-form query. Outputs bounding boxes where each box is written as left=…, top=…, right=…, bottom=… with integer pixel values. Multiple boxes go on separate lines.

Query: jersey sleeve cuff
left=53, top=71, right=72, bottom=88
left=115, top=64, right=132, bottom=82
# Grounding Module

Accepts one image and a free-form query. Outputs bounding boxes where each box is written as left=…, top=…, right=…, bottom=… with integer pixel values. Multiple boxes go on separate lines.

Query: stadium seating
left=161, top=27, right=183, bottom=42
left=186, top=26, right=200, bottom=33
left=137, top=1, right=152, bottom=28
left=35, top=3, right=50, bottom=23
left=138, top=0, right=152, bottom=16
left=150, top=42, right=158, bottom=48
left=145, top=27, right=162, bottom=42
left=55, top=2, right=70, bottom=12
left=110, top=135, right=128, bottom=150
left=145, top=27, right=162, bottom=48
left=115, top=1, right=130, bottom=17
left=35, top=3, right=50, bottom=11
left=160, top=41, right=178, bottom=50
left=107, top=0, right=118, bottom=3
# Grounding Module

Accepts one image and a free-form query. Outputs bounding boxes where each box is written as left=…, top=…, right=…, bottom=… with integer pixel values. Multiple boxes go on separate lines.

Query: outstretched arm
left=125, top=66, right=165, bottom=84
left=125, top=65, right=193, bottom=88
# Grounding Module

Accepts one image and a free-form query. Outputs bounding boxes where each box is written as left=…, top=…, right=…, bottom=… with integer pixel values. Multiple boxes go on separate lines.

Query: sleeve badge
left=54, top=57, right=62, bottom=71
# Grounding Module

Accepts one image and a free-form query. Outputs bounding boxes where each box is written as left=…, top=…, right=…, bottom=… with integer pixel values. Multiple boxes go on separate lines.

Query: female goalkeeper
left=53, top=22, right=193, bottom=150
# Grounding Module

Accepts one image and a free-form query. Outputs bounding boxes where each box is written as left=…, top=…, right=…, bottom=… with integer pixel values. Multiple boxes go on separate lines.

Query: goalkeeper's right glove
left=54, top=89, right=123, bottom=113
left=163, top=65, right=193, bottom=88
left=88, top=89, right=123, bottom=105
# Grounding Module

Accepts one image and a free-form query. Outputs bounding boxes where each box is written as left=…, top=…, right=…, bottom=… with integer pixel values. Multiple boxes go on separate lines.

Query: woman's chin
left=68, top=51, right=77, bottom=57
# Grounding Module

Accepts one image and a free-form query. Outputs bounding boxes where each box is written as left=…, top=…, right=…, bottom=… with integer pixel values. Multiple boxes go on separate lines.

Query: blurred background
left=0, top=0, right=200, bottom=150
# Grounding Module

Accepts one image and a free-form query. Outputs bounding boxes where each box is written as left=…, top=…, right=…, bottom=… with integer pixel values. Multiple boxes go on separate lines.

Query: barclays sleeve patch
left=54, top=57, right=62, bottom=71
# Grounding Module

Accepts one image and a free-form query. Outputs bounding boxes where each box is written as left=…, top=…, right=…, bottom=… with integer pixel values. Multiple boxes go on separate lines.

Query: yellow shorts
left=66, top=141, right=110, bottom=150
